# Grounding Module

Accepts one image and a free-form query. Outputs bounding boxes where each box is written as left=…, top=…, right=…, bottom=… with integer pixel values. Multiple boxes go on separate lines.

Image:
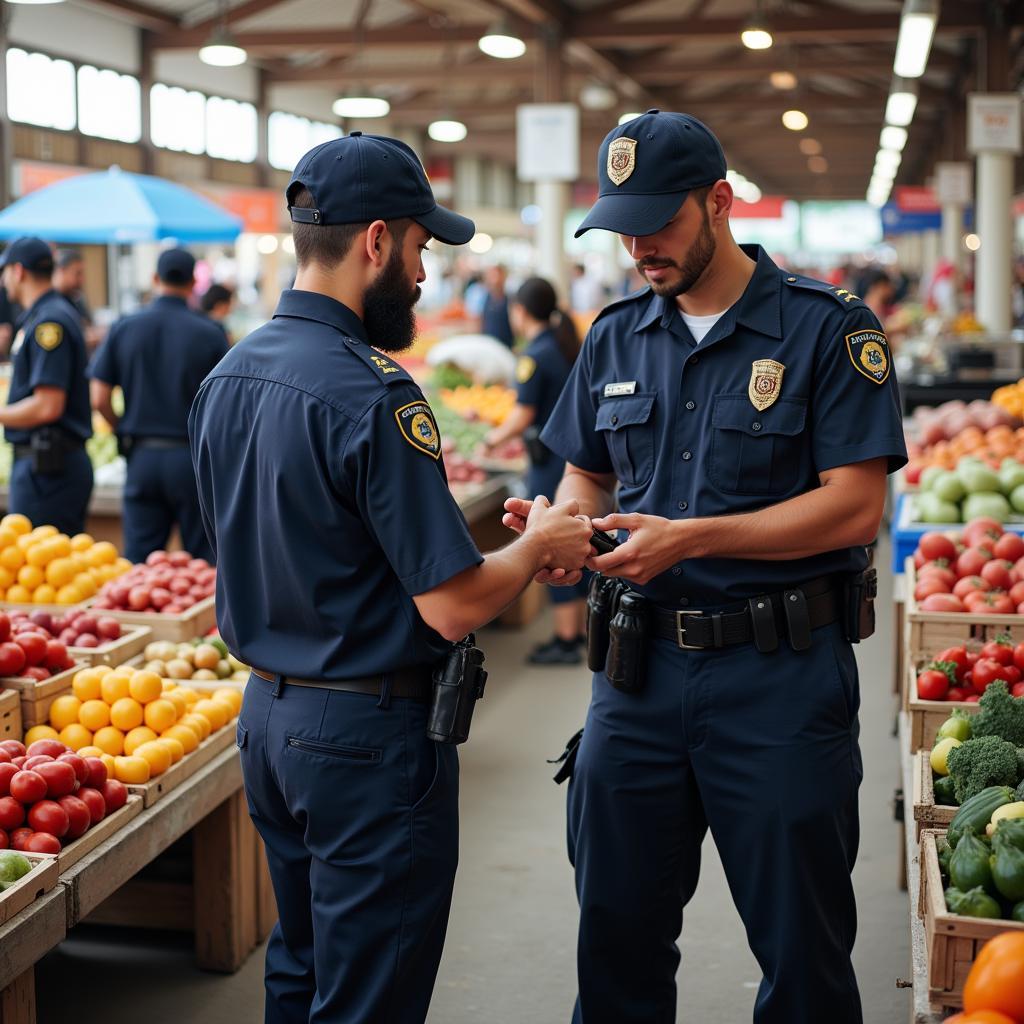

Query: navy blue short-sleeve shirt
left=541, top=244, right=907, bottom=607
left=6, top=290, right=91, bottom=446
left=188, top=289, right=484, bottom=679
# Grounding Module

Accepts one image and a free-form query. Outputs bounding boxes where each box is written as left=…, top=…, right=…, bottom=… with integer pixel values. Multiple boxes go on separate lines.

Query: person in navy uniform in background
left=503, top=111, right=907, bottom=1024
left=188, top=133, right=592, bottom=1024
left=485, top=276, right=588, bottom=664
left=89, top=248, right=227, bottom=564
left=479, top=263, right=514, bottom=347
left=0, top=237, right=92, bottom=535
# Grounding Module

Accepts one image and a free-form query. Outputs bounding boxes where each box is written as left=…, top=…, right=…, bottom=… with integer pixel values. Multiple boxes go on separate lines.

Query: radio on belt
left=426, top=634, right=488, bottom=744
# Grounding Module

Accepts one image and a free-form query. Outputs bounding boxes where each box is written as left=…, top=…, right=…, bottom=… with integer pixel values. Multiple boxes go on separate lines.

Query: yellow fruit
left=143, top=698, right=176, bottom=733
left=48, top=535, right=71, bottom=559
left=70, top=533, right=94, bottom=552
left=212, top=687, right=243, bottom=717
left=164, top=690, right=189, bottom=718
left=162, top=723, right=199, bottom=753
left=72, top=668, right=102, bottom=702
left=25, top=543, right=51, bottom=568
left=23, top=724, right=59, bottom=746
left=49, top=694, right=83, bottom=731
left=161, top=679, right=175, bottom=691
left=0, top=567, right=14, bottom=591
left=113, top=557, right=132, bottom=574
left=0, top=527, right=18, bottom=549
left=100, top=674, right=131, bottom=704
left=129, top=671, right=163, bottom=705
left=192, top=698, right=228, bottom=731
left=123, top=726, right=158, bottom=755
left=5, top=585, right=31, bottom=604
left=76, top=745, right=105, bottom=759
left=156, top=735, right=184, bottom=764
left=98, top=752, right=116, bottom=775
left=72, top=573, right=96, bottom=598
left=79, top=699, right=111, bottom=732
left=110, top=697, right=143, bottom=731
left=45, top=558, right=75, bottom=588
left=32, top=584, right=57, bottom=605
left=193, top=644, right=221, bottom=671
left=30, top=526, right=57, bottom=541
left=931, top=737, right=962, bottom=776
left=17, top=565, right=44, bottom=590
left=114, top=755, right=150, bottom=784
left=93, top=726, right=125, bottom=756
left=133, top=741, right=171, bottom=776
left=1, top=514, right=31, bottom=536
left=180, top=712, right=211, bottom=741
left=55, top=584, right=83, bottom=605
left=0, top=545, right=24, bottom=572
left=175, top=687, right=200, bottom=706
left=88, top=541, right=118, bottom=567
left=59, top=723, right=92, bottom=751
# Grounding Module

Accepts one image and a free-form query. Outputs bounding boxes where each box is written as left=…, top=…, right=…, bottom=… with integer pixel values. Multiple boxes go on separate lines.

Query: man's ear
left=365, top=220, right=388, bottom=267
left=710, top=180, right=733, bottom=222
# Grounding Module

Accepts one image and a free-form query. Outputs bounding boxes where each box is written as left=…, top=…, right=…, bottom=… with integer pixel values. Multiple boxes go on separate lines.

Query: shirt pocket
left=595, top=393, right=656, bottom=487
left=709, top=395, right=807, bottom=495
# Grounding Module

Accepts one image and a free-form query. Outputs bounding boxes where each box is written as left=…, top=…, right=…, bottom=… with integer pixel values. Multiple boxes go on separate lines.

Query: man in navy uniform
left=90, top=248, right=227, bottom=563
left=0, top=237, right=92, bottom=535
left=188, top=133, right=592, bottom=1024
left=504, top=111, right=907, bottom=1024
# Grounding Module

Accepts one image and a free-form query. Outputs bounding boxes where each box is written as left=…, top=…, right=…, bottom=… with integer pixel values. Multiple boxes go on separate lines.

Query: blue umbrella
left=0, top=166, right=244, bottom=243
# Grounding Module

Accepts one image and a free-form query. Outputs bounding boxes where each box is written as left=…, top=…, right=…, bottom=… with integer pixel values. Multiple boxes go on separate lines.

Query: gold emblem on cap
left=748, top=359, right=785, bottom=412
left=607, top=138, right=638, bottom=187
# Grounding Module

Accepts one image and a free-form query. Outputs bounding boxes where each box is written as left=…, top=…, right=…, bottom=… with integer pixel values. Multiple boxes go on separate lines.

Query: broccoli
left=947, top=735, right=1020, bottom=804
left=972, top=681, right=1024, bottom=747
left=1018, top=748, right=1024, bottom=785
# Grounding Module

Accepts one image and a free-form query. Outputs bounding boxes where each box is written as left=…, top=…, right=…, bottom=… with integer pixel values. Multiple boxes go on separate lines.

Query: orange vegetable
left=946, top=1012, right=1018, bottom=1024
left=963, top=932, right=1024, bottom=1022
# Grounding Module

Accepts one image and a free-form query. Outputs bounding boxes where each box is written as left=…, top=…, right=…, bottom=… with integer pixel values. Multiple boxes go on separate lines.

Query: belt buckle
left=675, top=610, right=704, bottom=650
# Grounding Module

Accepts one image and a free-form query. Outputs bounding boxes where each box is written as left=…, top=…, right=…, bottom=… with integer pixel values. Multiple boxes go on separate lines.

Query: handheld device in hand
left=590, top=529, right=619, bottom=555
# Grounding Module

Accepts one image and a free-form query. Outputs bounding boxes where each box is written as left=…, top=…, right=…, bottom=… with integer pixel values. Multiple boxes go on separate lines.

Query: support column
left=941, top=204, right=963, bottom=272
left=975, top=150, right=1014, bottom=332
left=138, top=30, right=156, bottom=176
left=0, top=9, right=13, bottom=208
left=255, top=67, right=270, bottom=189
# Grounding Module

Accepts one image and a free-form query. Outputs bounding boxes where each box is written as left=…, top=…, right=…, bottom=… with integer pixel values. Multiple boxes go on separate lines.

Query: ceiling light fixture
left=885, top=78, right=919, bottom=127
left=876, top=148, right=902, bottom=172
left=428, top=119, right=467, bottom=143
left=741, top=1, right=773, bottom=50
left=580, top=82, right=617, bottom=111
left=799, top=137, right=822, bottom=156
left=332, top=95, right=391, bottom=118
left=880, top=125, right=908, bottom=152
left=894, top=0, right=938, bottom=78
left=808, top=155, right=828, bottom=174
left=4, top=0, right=64, bottom=5
left=198, top=1, right=247, bottom=67
left=479, top=21, right=526, bottom=60
left=769, top=70, right=797, bottom=90
left=782, top=109, right=808, bottom=131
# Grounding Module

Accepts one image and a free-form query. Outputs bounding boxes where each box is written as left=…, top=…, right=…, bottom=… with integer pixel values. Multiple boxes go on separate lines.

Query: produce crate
left=0, top=851, right=59, bottom=926
left=1, top=662, right=84, bottom=729
left=911, top=751, right=959, bottom=837
left=904, top=659, right=979, bottom=752
left=55, top=794, right=143, bottom=873
left=101, top=596, right=216, bottom=644
left=0, top=688, right=20, bottom=741
left=68, top=625, right=151, bottom=667
left=0, top=600, right=92, bottom=616
left=919, top=829, right=1024, bottom=1011
left=126, top=723, right=237, bottom=808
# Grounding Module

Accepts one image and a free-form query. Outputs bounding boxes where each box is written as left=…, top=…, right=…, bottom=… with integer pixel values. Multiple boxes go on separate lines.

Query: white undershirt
left=679, top=309, right=727, bottom=345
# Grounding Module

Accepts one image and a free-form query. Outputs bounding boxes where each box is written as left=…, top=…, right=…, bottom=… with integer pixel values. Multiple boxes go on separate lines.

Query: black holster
left=548, top=727, right=583, bottom=785
left=426, top=635, right=487, bottom=744
left=118, top=434, right=135, bottom=459
left=29, top=426, right=72, bottom=475
left=843, top=568, right=877, bottom=643
left=586, top=575, right=625, bottom=671
left=523, top=425, right=549, bottom=466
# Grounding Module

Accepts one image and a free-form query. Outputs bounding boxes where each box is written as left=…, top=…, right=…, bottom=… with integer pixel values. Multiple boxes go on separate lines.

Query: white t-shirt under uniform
left=679, top=310, right=727, bottom=344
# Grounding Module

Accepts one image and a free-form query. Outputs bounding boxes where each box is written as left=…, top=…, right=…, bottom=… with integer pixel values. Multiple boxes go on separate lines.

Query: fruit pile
left=911, top=519, right=1024, bottom=614
left=0, top=609, right=123, bottom=676
left=947, top=932, right=1024, bottom=1023
left=438, top=384, right=516, bottom=427
left=443, top=452, right=488, bottom=486
left=0, top=849, right=32, bottom=888
left=937, top=815, right=1024, bottom=923
left=908, top=400, right=1020, bottom=452
left=141, top=637, right=248, bottom=683
left=0, top=737, right=130, bottom=854
left=912, top=456, right=1024, bottom=524
left=0, top=515, right=131, bottom=605
left=992, top=380, right=1024, bottom=421
left=25, top=663, right=241, bottom=785
left=916, top=636, right=1024, bottom=704
left=92, top=550, right=215, bottom=615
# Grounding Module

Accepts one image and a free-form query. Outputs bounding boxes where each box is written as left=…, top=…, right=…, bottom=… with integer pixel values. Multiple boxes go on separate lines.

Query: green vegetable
left=958, top=461, right=1002, bottom=495
left=920, top=465, right=945, bottom=492
left=1011, top=483, right=1024, bottom=515
left=916, top=492, right=960, bottom=524
left=0, top=851, right=31, bottom=891
left=972, top=681, right=1024, bottom=748
left=950, top=827, right=996, bottom=894
left=947, top=736, right=1021, bottom=805
left=931, top=470, right=966, bottom=503
left=1016, top=779, right=1024, bottom=802
left=431, top=364, right=473, bottom=390
left=995, top=816, right=1024, bottom=850
left=937, top=710, right=974, bottom=744
left=991, top=829, right=1024, bottom=901
left=938, top=841, right=953, bottom=880
left=1012, top=900, right=1024, bottom=922
left=948, top=785, right=1016, bottom=847
left=1000, top=462, right=1024, bottom=494
left=963, top=491, right=1012, bottom=522
left=945, top=885, right=1002, bottom=918
left=933, top=774, right=958, bottom=805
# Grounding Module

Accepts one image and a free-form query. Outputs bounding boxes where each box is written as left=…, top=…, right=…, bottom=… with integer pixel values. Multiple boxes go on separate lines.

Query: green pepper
left=1012, top=900, right=1024, bottom=923
left=938, top=842, right=953, bottom=881
left=950, top=827, right=996, bottom=895
left=951, top=885, right=1002, bottom=918
left=991, top=831, right=1024, bottom=902
left=996, top=817, right=1024, bottom=850
left=933, top=775, right=958, bottom=806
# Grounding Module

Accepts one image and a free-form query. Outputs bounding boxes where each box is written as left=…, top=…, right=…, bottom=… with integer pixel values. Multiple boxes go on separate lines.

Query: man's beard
left=636, top=211, right=716, bottom=298
left=363, top=247, right=421, bottom=353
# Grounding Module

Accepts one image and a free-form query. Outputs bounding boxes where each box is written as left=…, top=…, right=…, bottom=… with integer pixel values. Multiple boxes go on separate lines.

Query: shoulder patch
left=34, top=322, right=63, bottom=351
left=516, top=356, right=536, bottom=384
left=343, top=337, right=412, bottom=385
left=591, top=286, right=651, bottom=325
left=783, top=275, right=865, bottom=308
left=845, top=328, right=890, bottom=384
left=395, top=400, right=442, bottom=459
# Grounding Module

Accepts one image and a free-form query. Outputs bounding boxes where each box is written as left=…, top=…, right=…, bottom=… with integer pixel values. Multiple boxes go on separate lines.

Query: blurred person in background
left=479, top=264, right=514, bottom=347
left=484, top=276, right=588, bottom=663
left=570, top=263, right=606, bottom=314
left=0, top=278, right=20, bottom=356
left=53, top=249, right=102, bottom=351
left=200, top=283, right=236, bottom=343
left=856, top=268, right=895, bottom=323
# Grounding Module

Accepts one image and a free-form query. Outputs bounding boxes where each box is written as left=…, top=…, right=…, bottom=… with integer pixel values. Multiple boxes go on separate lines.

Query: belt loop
left=377, top=674, right=392, bottom=709
left=272, top=673, right=283, bottom=698
left=711, top=613, right=724, bottom=648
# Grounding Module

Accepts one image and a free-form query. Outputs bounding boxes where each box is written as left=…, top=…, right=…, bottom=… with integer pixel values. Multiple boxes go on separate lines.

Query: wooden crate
left=0, top=689, right=20, bottom=742
left=102, top=596, right=216, bottom=643
left=0, top=853, right=59, bottom=926
left=1, top=662, right=83, bottom=730
left=69, top=626, right=151, bottom=668
left=126, top=723, right=237, bottom=808
left=0, top=601, right=92, bottom=617
left=56, top=795, right=143, bottom=873
left=912, top=751, right=958, bottom=837
left=904, top=659, right=980, bottom=752
left=920, top=829, right=1024, bottom=1011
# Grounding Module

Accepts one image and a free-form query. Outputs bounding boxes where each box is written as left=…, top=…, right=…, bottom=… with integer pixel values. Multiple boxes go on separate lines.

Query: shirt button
left=611, top=415, right=618, bottom=425
left=677, top=500, right=688, bottom=510
left=787, top=276, right=797, bottom=282
left=671, top=567, right=682, bottom=576
left=688, top=355, right=699, bottom=366
left=681, top=450, right=692, bottom=461
left=685, top=401, right=695, bottom=411
left=752, top=422, right=762, bottom=432
left=678, top=596, right=689, bottom=607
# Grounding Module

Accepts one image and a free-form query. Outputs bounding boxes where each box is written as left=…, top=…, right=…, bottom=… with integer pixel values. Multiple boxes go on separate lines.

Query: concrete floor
left=36, top=544, right=910, bottom=1023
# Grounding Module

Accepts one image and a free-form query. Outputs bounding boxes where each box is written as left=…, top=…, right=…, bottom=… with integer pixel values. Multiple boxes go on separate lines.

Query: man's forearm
left=0, top=394, right=60, bottom=430
left=556, top=468, right=616, bottom=521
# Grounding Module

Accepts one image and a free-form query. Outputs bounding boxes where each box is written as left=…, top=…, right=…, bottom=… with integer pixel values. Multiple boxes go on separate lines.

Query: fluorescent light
left=428, top=119, right=467, bottom=143
left=880, top=125, right=908, bottom=151
left=618, top=112, right=641, bottom=126
left=876, top=148, right=902, bottom=171
left=199, top=30, right=248, bottom=67
left=333, top=96, right=390, bottom=118
left=782, top=109, right=808, bottom=131
left=479, top=31, right=526, bottom=59
left=799, top=137, right=822, bottom=156
left=894, top=0, right=937, bottom=78
left=741, top=26, right=773, bottom=50
left=580, top=83, right=616, bottom=110
left=4, top=0, right=64, bottom=5
left=885, top=78, right=919, bottom=126
left=770, top=71, right=797, bottom=90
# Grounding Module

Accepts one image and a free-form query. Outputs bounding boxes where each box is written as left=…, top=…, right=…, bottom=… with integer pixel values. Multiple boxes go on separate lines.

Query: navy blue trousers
left=567, top=621, right=863, bottom=1024
left=238, top=673, right=459, bottom=1024
left=123, top=447, right=212, bottom=563
left=9, top=449, right=93, bottom=536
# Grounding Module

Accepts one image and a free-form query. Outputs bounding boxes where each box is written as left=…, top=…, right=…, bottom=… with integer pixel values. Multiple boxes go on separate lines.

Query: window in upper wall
left=7, top=48, right=76, bottom=131
left=268, top=111, right=342, bottom=171
left=206, top=95, right=258, bottom=163
left=78, top=65, right=141, bottom=143
left=150, top=82, right=205, bottom=154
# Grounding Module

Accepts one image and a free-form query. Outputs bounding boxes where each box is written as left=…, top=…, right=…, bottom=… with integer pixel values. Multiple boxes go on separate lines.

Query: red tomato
left=1009, top=582, right=1024, bottom=607
left=971, top=658, right=1005, bottom=691
left=918, top=563, right=957, bottom=588
left=915, top=576, right=951, bottom=601
left=77, top=786, right=105, bottom=825
left=0, top=641, right=26, bottom=677
left=0, top=613, right=9, bottom=643
left=57, top=753, right=87, bottom=786
left=965, top=694, right=982, bottom=703
left=0, top=795, right=25, bottom=829
left=954, top=575, right=991, bottom=599
left=43, top=640, right=67, bottom=672
left=965, top=591, right=1015, bottom=614
left=27, top=799, right=68, bottom=838
left=917, top=669, right=951, bottom=701
left=21, top=667, right=49, bottom=682
left=9, top=769, right=46, bottom=804
left=100, top=779, right=127, bottom=813
left=981, top=640, right=1015, bottom=665
left=0, top=762, right=17, bottom=797
left=1013, top=682, right=1024, bottom=698
left=919, top=532, right=958, bottom=563
left=0, top=830, right=6, bottom=849
left=10, top=828, right=33, bottom=850
left=995, top=532, right=1024, bottom=562
left=24, top=832, right=60, bottom=854
left=920, top=593, right=966, bottom=613
left=937, top=647, right=970, bottom=681
left=10, top=757, right=25, bottom=769
left=12, top=631, right=47, bottom=667
left=964, top=517, right=1004, bottom=548
left=22, top=755, right=53, bottom=771
left=948, top=686, right=971, bottom=702
left=981, top=561, right=1014, bottom=591
left=905, top=460, right=924, bottom=485
left=56, top=795, right=90, bottom=839
left=1000, top=665, right=1021, bottom=686
left=82, top=758, right=106, bottom=789
left=26, top=739, right=67, bottom=760
left=914, top=549, right=928, bottom=570
left=957, top=547, right=993, bottom=579
left=0, top=740, right=24, bottom=759
left=35, top=760, right=76, bottom=798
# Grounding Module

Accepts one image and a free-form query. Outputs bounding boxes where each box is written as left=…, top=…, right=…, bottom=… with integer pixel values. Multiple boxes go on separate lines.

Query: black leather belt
left=650, top=576, right=841, bottom=651
left=132, top=437, right=190, bottom=451
left=12, top=439, right=84, bottom=460
left=251, top=667, right=432, bottom=701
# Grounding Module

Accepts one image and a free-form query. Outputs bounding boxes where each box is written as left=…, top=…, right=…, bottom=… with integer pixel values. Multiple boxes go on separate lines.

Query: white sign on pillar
left=516, top=104, right=580, bottom=182
left=935, top=162, right=973, bottom=206
left=968, top=94, right=1022, bottom=155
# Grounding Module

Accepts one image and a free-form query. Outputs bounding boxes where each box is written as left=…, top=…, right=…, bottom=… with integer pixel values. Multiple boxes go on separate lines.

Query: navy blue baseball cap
left=0, top=237, right=54, bottom=274
left=575, top=110, right=728, bottom=238
left=287, top=132, right=475, bottom=247
left=157, top=248, right=196, bottom=285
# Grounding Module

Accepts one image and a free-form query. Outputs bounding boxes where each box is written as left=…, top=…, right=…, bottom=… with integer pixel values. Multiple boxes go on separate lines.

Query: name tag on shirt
left=604, top=381, right=637, bottom=397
